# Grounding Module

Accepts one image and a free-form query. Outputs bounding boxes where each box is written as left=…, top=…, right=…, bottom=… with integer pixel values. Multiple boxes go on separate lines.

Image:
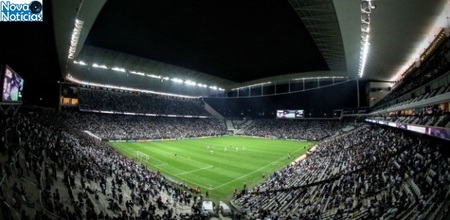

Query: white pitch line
left=155, top=164, right=212, bottom=189
left=115, top=141, right=307, bottom=191
left=155, top=163, right=169, bottom=167
left=114, top=143, right=214, bottom=189
left=176, top=165, right=213, bottom=175
left=116, top=144, right=167, bottom=167
left=210, top=157, right=285, bottom=190
left=145, top=145, right=212, bottom=167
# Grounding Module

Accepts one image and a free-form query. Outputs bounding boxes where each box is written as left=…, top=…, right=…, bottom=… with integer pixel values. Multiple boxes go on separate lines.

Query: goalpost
left=136, top=151, right=150, bottom=163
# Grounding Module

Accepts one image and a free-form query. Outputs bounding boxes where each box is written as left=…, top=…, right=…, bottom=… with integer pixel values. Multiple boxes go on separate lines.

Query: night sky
left=86, top=0, right=329, bottom=83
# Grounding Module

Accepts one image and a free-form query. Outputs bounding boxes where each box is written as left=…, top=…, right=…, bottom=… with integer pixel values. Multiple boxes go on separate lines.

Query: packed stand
left=243, top=119, right=351, bottom=141
left=0, top=110, right=224, bottom=220
left=79, top=88, right=210, bottom=116
left=373, top=37, right=450, bottom=110
left=369, top=110, right=450, bottom=128
left=232, top=124, right=450, bottom=219
left=371, top=80, right=450, bottom=114
left=63, top=111, right=227, bottom=140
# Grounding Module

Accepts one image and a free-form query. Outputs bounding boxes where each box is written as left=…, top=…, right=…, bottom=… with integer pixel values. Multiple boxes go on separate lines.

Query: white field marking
left=210, top=156, right=286, bottom=190
left=120, top=144, right=214, bottom=189
left=143, top=144, right=212, bottom=168
left=154, top=163, right=213, bottom=189
left=147, top=155, right=169, bottom=166
left=118, top=144, right=214, bottom=190
left=116, top=141, right=310, bottom=191
left=115, top=143, right=215, bottom=188
left=243, top=148, right=287, bottom=156
left=155, top=163, right=169, bottom=167
left=176, top=165, right=214, bottom=175
left=116, top=144, right=168, bottom=166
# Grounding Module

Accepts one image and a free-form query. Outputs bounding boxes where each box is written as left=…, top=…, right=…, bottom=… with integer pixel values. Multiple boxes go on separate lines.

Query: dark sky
left=0, top=0, right=61, bottom=107
left=86, top=0, right=329, bottom=82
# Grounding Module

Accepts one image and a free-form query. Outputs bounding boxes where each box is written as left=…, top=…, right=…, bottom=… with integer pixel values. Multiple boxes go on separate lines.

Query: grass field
left=110, top=136, right=314, bottom=202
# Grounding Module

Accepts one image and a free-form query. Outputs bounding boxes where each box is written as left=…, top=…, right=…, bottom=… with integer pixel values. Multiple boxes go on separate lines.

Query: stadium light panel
left=68, top=19, right=84, bottom=59
left=112, top=67, right=126, bottom=72
left=69, top=60, right=227, bottom=92
left=185, top=80, right=197, bottom=86
left=130, top=71, right=145, bottom=76
left=171, top=78, right=184, bottom=83
left=358, top=0, right=375, bottom=78
left=66, top=74, right=201, bottom=99
left=73, top=60, right=87, bottom=65
left=92, top=63, right=108, bottom=69
left=147, top=74, right=161, bottom=79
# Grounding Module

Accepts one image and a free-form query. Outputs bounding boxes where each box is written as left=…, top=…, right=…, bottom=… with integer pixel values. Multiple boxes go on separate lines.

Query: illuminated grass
left=111, top=136, right=314, bottom=202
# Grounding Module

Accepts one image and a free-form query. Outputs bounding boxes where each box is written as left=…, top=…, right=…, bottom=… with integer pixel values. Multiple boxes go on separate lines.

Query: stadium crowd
left=243, top=119, right=351, bottom=141
left=62, top=111, right=349, bottom=142
left=1, top=108, right=449, bottom=220
left=63, top=111, right=227, bottom=140
left=79, top=88, right=210, bottom=116
left=0, top=110, right=222, bottom=220
left=369, top=111, right=450, bottom=128
left=232, top=124, right=450, bottom=219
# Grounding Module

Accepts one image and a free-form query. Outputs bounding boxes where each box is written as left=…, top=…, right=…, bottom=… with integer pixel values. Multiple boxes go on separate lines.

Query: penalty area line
left=210, top=157, right=286, bottom=190
left=154, top=163, right=169, bottom=167
left=155, top=165, right=214, bottom=190
left=176, top=165, right=214, bottom=175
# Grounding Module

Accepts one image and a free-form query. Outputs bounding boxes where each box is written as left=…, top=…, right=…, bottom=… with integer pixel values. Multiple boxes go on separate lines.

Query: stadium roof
left=53, top=0, right=448, bottom=89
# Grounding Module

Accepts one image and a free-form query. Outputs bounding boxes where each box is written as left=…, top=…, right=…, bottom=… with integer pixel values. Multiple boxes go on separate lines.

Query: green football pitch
left=110, top=136, right=314, bottom=202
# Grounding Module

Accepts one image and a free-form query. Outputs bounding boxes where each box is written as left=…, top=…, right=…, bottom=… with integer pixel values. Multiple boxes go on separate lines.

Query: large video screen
left=276, top=109, right=304, bottom=119
left=2, top=65, right=24, bottom=102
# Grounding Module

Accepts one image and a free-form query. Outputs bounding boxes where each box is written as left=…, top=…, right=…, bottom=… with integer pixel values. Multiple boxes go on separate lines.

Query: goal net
left=136, top=151, right=150, bottom=163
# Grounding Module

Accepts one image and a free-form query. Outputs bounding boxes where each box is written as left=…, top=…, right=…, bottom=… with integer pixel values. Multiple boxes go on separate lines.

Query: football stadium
left=1, top=0, right=450, bottom=219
